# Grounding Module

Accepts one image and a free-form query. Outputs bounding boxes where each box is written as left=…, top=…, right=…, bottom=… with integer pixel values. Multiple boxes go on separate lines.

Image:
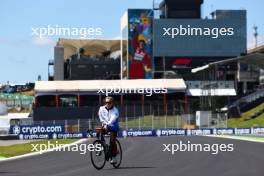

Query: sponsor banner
left=10, top=125, right=64, bottom=135
left=9, top=126, right=264, bottom=140
left=234, top=128, right=251, bottom=135
left=53, top=133, right=87, bottom=139
left=18, top=134, right=50, bottom=140
left=18, top=133, right=88, bottom=140
left=156, top=129, right=186, bottom=137
left=121, top=130, right=155, bottom=137
left=251, top=127, right=264, bottom=135
left=213, top=128, right=234, bottom=135
left=187, top=129, right=212, bottom=136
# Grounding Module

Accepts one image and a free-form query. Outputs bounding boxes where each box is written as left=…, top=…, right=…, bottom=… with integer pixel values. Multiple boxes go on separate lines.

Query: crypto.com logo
left=13, top=125, right=20, bottom=135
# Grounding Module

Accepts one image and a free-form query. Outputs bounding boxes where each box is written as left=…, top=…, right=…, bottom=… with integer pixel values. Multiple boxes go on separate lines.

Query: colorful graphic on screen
left=128, top=9, right=153, bottom=79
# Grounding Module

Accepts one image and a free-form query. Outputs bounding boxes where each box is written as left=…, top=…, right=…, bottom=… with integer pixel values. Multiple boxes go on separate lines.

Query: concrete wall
left=54, top=46, right=64, bottom=80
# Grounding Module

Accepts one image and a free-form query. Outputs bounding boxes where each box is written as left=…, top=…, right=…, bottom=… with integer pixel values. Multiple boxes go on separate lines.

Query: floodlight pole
left=253, top=25, right=258, bottom=48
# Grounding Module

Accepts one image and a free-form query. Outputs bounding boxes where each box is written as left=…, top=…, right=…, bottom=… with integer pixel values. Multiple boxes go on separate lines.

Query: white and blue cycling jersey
left=98, top=105, right=119, bottom=132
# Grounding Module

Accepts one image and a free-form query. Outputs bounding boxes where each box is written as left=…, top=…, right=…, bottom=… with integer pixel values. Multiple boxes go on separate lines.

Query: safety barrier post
left=88, top=119, right=91, bottom=131
left=125, top=103, right=128, bottom=130
left=65, top=120, right=67, bottom=132
left=78, top=119, right=80, bottom=132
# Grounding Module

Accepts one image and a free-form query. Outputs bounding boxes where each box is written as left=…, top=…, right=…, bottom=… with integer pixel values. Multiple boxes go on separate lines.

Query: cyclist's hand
left=102, top=124, right=107, bottom=130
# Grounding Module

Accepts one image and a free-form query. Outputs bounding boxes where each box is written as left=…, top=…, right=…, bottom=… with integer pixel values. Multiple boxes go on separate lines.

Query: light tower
left=253, top=25, right=258, bottom=48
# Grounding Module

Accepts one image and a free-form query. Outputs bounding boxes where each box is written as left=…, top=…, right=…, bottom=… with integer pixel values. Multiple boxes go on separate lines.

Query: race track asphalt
left=0, top=136, right=263, bottom=176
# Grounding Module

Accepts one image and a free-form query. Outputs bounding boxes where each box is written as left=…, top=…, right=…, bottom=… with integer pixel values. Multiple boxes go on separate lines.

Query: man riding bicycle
left=98, top=96, right=119, bottom=164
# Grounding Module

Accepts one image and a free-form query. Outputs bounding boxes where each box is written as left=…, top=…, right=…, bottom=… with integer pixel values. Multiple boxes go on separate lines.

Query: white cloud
left=32, top=36, right=55, bottom=46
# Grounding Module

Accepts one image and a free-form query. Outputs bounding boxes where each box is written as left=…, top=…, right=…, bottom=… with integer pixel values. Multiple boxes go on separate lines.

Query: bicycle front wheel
left=112, top=139, right=122, bottom=169
left=90, top=140, right=106, bottom=170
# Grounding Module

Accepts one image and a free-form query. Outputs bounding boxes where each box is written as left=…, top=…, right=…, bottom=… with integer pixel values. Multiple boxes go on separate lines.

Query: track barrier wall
left=8, top=125, right=264, bottom=140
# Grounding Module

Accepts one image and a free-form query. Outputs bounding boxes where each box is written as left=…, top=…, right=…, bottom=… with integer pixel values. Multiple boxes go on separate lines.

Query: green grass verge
left=220, top=135, right=264, bottom=142
left=0, top=139, right=78, bottom=158
left=240, top=102, right=264, bottom=120
left=228, top=101, right=264, bottom=128
left=119, top=115, right=187, bottom=129
left=228, top=113, right=264, bottom=128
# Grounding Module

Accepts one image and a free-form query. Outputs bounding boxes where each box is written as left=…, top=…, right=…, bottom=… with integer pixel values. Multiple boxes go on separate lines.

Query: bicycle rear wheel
left=112, top=139, right=122, bottom=169
left=90, top=140, right=106, bottom=170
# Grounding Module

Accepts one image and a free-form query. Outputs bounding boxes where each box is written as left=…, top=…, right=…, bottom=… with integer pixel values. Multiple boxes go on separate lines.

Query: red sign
left=172, top=58, right=192, bottom=65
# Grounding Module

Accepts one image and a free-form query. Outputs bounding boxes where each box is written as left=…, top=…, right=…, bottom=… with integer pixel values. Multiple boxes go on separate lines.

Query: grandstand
left=51, top=38, right=121, bottom=81
left=33, top=79, right=187, bottom=121
left=0, top=82, right=34, bottom=112
left=191, top=51, right=264, bottom=120
left=30, top=0, right=264, bottom=129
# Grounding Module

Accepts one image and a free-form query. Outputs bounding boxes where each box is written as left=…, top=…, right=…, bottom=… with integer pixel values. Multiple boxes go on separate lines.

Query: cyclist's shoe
left=110, top=157, right=117, bottom=164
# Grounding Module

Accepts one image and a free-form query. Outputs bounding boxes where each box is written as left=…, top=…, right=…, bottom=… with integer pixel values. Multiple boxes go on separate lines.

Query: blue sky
left=0, top=0, right=263, bottom=83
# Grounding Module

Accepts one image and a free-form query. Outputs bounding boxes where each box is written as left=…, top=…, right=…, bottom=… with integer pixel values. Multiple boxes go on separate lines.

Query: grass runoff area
left=228, top=102, right=264, bottom=128
left=0, top=139, right=78, bottom=158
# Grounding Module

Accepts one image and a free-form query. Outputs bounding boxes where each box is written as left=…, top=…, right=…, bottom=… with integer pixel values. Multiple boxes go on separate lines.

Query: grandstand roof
left=35, top=79, right=187, bottom=95
left=192, top=53, right=264, bottom=73
left=186, top=81, right=236, bottom=96
left=248, top=44, right=264, bottom=54
left=57, top=38, right=121, bottom=60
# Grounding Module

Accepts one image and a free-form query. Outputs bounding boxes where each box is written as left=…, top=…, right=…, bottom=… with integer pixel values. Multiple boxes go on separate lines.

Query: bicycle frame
left=95, top=128, right=112, bottom=160
left=91, top=127, right=122, bottom=169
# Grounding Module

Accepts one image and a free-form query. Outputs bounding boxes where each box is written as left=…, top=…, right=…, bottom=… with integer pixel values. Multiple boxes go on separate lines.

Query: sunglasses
left=106, top=101, right=112, bottom=104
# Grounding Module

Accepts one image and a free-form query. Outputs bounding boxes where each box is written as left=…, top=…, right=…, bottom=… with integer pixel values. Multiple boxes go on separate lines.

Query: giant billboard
left=153, top=10, right=247, bottom=57
left=127, top=9, right=153, bottom=79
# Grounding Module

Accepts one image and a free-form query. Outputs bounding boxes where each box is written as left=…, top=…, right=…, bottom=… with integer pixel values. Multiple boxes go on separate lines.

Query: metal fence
left=10, top=101, right=228, bottom=132
left=20, top=113, right=227, bottom=133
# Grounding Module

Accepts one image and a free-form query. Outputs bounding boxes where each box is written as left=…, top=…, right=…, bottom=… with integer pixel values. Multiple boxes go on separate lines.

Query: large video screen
left=153, top=10, right=247, bottom=57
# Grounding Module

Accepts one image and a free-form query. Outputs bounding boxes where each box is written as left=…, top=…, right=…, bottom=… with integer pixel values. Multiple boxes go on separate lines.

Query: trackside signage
left=10, top=125, right=64, bottom=135
left=121, top=130, right=155, bottom=137
left=251, top=127, right=264, bottom=135
left=8, top=126, right=264, bottom=139
left=156, top=129, right=186, bottom=137
left=234, top=128, right=251, bottom=135
left=213, top=128, right=234, bottom=135
left=187, top=129, right=212, bottom=136
left=53, top=133, right=86, bottom=139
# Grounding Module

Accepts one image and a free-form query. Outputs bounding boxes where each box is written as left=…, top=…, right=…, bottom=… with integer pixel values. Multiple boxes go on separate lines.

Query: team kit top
left=98, top=105, right=119, bottom=132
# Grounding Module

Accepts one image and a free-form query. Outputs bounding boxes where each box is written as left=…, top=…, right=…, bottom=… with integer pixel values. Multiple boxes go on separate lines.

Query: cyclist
left=98, top=96, right=119, bottom=164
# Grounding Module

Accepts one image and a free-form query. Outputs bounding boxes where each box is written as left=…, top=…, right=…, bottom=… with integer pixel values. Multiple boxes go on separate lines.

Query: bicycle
left=90, top=127, right=122, bottom=170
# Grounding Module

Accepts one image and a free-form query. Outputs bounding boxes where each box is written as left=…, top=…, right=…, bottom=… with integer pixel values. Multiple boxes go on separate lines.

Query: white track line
left=0, top=138, right=89, bottom=163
